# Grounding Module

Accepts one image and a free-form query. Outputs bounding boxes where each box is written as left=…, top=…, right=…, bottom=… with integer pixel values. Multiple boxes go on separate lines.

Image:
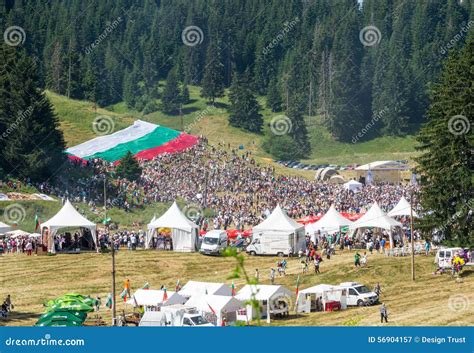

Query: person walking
left=380, top=303, right=388, bottom=323
left=270, top=268, right=275, bottom=285
left=374, top=282, right=382, bottom=298
left=354, top=252, right=361, bottom=268
left=255, top=269, right=259, bottom=283
left=314, top=257, right=320, bottom=274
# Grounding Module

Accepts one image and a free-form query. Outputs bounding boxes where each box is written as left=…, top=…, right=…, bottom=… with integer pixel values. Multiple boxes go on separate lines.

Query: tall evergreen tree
left=200, top=41, right=225, bottom=104
left=0, top=45, right=66, bottom=181
left=228, top=72, right=263, bottom=133
left=415, top=37, right=473, bottom=247
left=160, top=69, right=180, bottom=114
left=266, top=78, right=283, bottom=112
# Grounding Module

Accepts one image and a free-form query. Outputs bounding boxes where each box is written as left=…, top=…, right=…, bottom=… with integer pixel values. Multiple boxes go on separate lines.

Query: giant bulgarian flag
left=66, top=120, right=198, bottom=163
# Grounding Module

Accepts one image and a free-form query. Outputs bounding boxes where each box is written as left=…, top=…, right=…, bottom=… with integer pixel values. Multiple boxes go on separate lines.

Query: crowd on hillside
left=6, top=138, right=420, bottom=230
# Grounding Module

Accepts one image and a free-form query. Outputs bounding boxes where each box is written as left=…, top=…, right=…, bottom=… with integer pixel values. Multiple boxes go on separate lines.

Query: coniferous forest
left=1, top=0, right=472, bottom=146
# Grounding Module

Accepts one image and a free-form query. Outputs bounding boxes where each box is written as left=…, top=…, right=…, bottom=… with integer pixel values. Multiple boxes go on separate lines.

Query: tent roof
left=185, top=294, right=242, bottom=314
left=356, top=160, right=409, bottom=170
left=344, top=179, right=362, bottom=186
left=179, top=281, right=232, bottom=297
left=42, top=200, right=96, bottom=229
left=6, top=229, right=30, bottom=237
left=149, top=202, right=198, bottom=231
left=253, top=205, right=304, bottom=233
left=311, top=205, right=353, bottom=232
left=300, top=284, right=339, bottom=294
left=351, top=202, right=402, bottom=230
left=127, top=289, right=185, bottom=306
left=387, top=197, right=419, bottom=218
left=0, top=221, right=12, bottom=233
left=236, top=285, right=292, bottom=301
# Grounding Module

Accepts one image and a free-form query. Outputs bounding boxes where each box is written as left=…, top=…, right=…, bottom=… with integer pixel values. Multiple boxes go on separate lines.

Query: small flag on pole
left=163, top=287, right=168, bottom=301
left=207, top=302, right=216, bottom=315
left=295, top=275, right=300, bottom=297
left=175, top=279, right=180, bottom=292
left=105, top=293, right=113, bottom=309
left=120, top=288, right=128, bottom=302
left=142, top=282, right=150, bottom=290
left=34, top=213, right=41, bottom=232
left=231, top=281, right=236, bottom=296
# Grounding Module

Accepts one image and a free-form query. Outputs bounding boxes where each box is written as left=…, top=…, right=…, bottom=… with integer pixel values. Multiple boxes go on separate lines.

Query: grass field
left=1, top=250, right=472, bottom=327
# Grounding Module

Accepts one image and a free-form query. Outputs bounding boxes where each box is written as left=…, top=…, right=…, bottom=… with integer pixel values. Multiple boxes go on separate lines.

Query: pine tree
left=228, top=72, right=263, bottom=133
left=160, top=69, right=180, bottom=114
left=116, top=151, right=142, bottom=181
left=287, top=93, right=310, bottom=158
left=0, top=45, right=66, bottom=181
left=266, top=78, right=282, bottom=112
left=200, top=41, right=225, bottom=104
left=415, top=37, right=473, bottom=247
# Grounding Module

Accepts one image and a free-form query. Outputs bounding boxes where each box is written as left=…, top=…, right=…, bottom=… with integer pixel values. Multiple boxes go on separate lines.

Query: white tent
left=236, top=285, right=292, bottom=323
left=185, top=294, right=242, bottom=325
left=0, top=221, right=12, bottom=234
left=146, top=202, right=199, bottom=252
left=306, top=205, right=353, bottom=236
left=296, top=284, right=347, bottom=313
left=127, top=289, right=186, bottom=310
left=179, top=281, right=232, bottom=298
left=5, top=229, right=30, bottom=238
left=41, top=199, right=97, bottom=253
left=343, top=179, right=363, bottom=192
left=388, top=197, right=419, bottom=218
left=252, top=205, right=305, bottom=251
left=356, top=160, right=409, bottom=171
left=351, top=202, right=402, bottom=248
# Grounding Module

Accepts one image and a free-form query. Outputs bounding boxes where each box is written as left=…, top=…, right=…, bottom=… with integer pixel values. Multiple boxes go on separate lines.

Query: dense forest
left=1, top=0, right=473, bottom=144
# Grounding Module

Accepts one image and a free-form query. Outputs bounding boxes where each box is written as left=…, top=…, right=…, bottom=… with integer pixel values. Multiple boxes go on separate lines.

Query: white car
left=338, top=282, right=379, bottom=306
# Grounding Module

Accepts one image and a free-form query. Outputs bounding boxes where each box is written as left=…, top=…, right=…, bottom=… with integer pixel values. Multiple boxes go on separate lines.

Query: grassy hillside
left=1, top=251, right=472, bottom=326
left=47, top=86, right=418, bottom=168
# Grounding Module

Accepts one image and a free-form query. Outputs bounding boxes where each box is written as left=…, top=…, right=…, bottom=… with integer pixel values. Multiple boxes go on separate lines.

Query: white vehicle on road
left=338, top=282, right=379, bottom=306
left=200, top=230, right=228, bottom=255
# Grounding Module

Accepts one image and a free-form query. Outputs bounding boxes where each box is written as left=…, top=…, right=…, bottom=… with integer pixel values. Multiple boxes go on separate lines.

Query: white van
left=200, top=230, right=228, bottom=255
left=246, top=232, right=298, bottom=257
left=160, top=305, right=214, bottom=326
left=435, top=247, right=462, bottom=269
left=338, top=282, right=379, bottom=306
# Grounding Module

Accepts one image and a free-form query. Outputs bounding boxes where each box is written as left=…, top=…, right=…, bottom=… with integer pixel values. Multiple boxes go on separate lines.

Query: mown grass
left=0, top=251, right=472, bottom=327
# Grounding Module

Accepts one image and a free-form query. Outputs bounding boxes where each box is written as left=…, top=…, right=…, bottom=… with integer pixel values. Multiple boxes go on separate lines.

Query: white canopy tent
left=252, top=205, right=305, bottom=252
left=305, top=205, right=353, bottom=237
left=0, top=221, right=12, bottom=234
left=185, top=294, right=243, bottom=325
left=236, top=284, right=292, bottom=323
left=41, top=200, right=97, bottom=253
left=126, top=289, right=186, bottom=310
left=296, top=284, right=347, bottom=313
left=146, top=202, right=199, bottom=252
left=5, top=229, right=30, bottom=238
left=388, top=197, right=419, bottom=218
left=343, top=179, right=363, bottom=192
left=179, top=281, right=232, bottom=298
left=350, top=202, right=402, bottom=248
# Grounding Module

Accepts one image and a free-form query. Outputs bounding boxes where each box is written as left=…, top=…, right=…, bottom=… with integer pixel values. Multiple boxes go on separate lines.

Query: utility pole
left=410, top=190, right=415, bottom=281
left=179, top=103, right=184, bottom=132
left=104, top=174, right=117, bottom=325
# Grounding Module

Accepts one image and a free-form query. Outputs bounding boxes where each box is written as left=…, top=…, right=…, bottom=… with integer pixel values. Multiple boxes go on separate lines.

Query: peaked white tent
left=343, top=179, right=363, bottom=192
left=252, top=205, right=305, bottom=251
left=5, top=229, right=30, bottom=238
left=0, top=221, right=12, bottom=234
left=127, top=289, right=186, bottom=310
left=388, top=197, right=419, bottom=218
left=185, top=294, right=242, bottom=325
left=41, top=200, right=96, bottom=253
left=179, top=281, right=232, bottom=298
left=306, top=205, right=353, bottom=236
left=146, top=202, right=199, bottom=252
left=236, top=285, right=292, bottom=323
left=351, top=202, right=402, bottom=248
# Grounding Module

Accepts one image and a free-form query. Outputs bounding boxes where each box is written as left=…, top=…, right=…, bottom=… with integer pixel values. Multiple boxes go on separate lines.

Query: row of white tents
left=126, top=281, right=292, bottom=324
left=3, top=195, right=418, bottom=253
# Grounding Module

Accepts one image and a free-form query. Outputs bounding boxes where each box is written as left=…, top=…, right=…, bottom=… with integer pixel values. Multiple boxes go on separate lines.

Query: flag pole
left=410, top=190, right=415, bottom=281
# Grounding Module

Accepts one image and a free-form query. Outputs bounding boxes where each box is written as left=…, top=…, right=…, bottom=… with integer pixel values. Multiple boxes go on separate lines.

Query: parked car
left=338, top=282, right=379, bottom=306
